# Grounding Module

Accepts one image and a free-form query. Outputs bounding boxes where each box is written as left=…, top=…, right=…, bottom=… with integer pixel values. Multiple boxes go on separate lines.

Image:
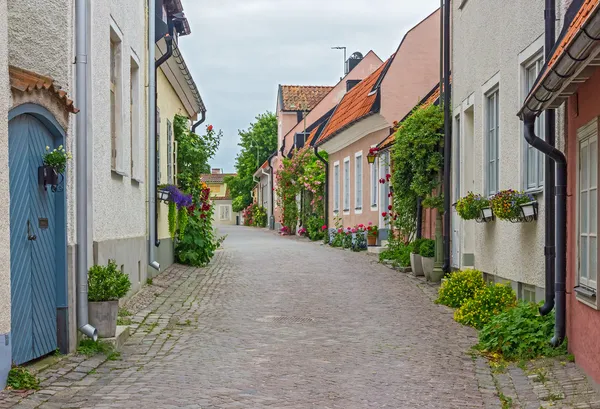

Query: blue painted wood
left=9, top=114, right=59, bottom=364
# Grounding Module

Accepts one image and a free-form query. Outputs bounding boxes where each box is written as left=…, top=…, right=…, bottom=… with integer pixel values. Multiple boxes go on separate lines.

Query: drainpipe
left=442, top=0, right=452, bottom=273
left=191, top=111, right=206, bottom=134
left=261, top=167, right=271, bottom=223
left=152, top=35, right=173, bottom=249
left=416, top=198, right=423, bottom=240
left=314, top=146, right=329, bottom=228
left=540, top=0, right=557, bottom=316
left=268, top=156, right=275, bottom=229
left=523, top=116, right=566, bottom=346
left=75, top=0, right=97, bottom=340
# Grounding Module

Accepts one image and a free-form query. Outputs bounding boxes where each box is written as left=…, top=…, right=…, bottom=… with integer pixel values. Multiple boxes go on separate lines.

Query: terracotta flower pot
left=367, top=235, right=377, bottom=246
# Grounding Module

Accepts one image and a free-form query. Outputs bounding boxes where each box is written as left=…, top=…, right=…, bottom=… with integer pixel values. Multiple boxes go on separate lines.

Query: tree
left=227, top=112, right=277, bottom=212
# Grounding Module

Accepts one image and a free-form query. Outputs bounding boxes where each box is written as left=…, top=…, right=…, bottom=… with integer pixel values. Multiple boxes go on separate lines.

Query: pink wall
left=380, top=9, right=441, bottom=125
left=282, top=51, right=383, bottom=156
left=328, top=128, right=389, bottom=229
left=566, top=67, right=600, bottom=384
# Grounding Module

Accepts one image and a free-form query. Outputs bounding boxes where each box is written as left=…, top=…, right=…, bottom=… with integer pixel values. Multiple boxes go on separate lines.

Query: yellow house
left=154, top=5, right=205, bottom=272
left=201, top=169, right=237, bottom=225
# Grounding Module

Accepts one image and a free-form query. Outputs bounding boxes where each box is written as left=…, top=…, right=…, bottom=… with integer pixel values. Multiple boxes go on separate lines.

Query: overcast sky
left=178, top=0, right=441, bottom=172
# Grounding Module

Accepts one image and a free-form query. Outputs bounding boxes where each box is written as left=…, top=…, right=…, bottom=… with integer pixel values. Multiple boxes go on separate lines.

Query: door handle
left=27, top=220, right=37, bottom=241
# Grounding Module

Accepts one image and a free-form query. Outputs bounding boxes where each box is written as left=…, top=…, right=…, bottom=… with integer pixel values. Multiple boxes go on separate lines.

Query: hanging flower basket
left=455, top=192, right=490, bottom=221
left=477, top=207, right=495, bottom=223
left=490, top=190, right=536, bottom=222
left=39, top=145, right=71, bottom=192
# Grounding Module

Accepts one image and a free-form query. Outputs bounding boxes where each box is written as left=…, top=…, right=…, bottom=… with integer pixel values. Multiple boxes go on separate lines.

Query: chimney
left=211, top=168, right=222, bottom=174
left=345, top=51, right=364, bottom=75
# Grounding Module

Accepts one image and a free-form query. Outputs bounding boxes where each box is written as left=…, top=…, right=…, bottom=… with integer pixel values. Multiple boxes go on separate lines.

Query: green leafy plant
left=351, top=226, right=367, bottom=252
left=436, top=268, right=486, bottom=308
left=410, top=238, right=425, bottom=255
left=477, top=302, right=567, bottom=360
left=6, top=367, right=40, bottom=390
left=77, top=339, right=113, bottom=356
left=88, top=260, right=131, bottom=302
left=490, top=190, right=534, bottom=220
left=42, top=145, right=72, bottom=174
left=454, top=283, right=517, bottom=329
left=306, top=216, right=325, bottom=241
left=455, top=192, right=490, bottom=220
left=178, top=208, right=189, bottom=240
left=419, top=239, right=435, bottom=258
left=168, top=201, right=177, bottom=239
left=342, top=231, right=353, bottom=249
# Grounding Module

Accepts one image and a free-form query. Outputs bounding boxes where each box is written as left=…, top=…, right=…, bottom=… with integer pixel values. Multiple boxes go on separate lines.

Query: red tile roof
left=9, top=66, right=79, bottom=113
left=202, top=173, right=236, bottom=183
left=316, top=58, right=392, bottom=145
left=280, top=85, right=334, bottom=111
left=377, top=83, right=441, bottom=150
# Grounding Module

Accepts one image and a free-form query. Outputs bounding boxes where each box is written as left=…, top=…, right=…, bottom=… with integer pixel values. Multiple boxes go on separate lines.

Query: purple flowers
left=164, top=185, right=193, bottom=209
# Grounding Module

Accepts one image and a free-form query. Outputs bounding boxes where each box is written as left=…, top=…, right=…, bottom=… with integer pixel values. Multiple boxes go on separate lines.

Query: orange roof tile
left=280, top=85, right=334, bottom=111
left=316, top=58, right=391, bottom=145
left=9, top=66, right=79, bottom=114
left=377, top=83, right=442, bottom=150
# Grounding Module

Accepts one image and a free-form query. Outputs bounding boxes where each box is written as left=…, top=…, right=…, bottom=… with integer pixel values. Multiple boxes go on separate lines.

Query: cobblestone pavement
left=2, top=226, right=600, bottom=408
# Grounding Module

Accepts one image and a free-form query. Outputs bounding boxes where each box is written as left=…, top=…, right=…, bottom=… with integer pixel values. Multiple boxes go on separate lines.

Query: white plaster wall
left=452, top=0, right=565, bottom=288
left=0, top=0, right=10, bottom=335
left=90, top=0, right=147, bottom=242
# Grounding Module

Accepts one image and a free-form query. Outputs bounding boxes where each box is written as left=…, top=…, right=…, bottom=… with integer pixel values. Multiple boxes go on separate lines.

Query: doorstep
left=100, top=325, right=130, bottom=351
left=367, top=246, right=386, bottom=254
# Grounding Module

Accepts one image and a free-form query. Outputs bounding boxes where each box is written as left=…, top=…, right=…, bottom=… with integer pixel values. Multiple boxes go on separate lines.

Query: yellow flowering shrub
left=454, top=283, right=517, bottom=329
left=436, top=269, right=486, bottom=308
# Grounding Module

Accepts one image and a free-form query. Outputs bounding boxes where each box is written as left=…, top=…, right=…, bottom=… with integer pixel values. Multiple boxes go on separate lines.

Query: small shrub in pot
left=88, top=260, right=131, bottom=338
left=419, top=239, right=436, bottom=280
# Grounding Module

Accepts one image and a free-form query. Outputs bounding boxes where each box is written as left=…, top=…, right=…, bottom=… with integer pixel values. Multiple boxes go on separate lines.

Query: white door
left=451, top=115, right=462, bottom=268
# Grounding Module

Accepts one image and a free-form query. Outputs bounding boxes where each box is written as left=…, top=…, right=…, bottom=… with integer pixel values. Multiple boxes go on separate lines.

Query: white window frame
left=370, top=145, right=379, bottom=211
left=577, top=118, right=598, bottom=299
left=167, top=119, right=173, bottom=183
left=333, top=161, right=340, bottom=213
left=343, top=156, right=351, bottom=215
left=130, top=53, right=143, bottom=183
left=355, top=151, right=363, bottom=214
left=483, top=78, right=500, bottom=197
left=110, top=21, right=124, bottom=174
left=219, top=204, right=232, bottom=221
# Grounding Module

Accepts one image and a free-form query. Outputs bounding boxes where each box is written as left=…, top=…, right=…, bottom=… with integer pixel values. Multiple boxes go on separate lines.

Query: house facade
left=155, top=1, right=205, bottom=272
left=451, top=0, right=565, bottom=300
left=203, top=169, right=237, bottom=226
left=315, top=9, right=441, bottom=236
left=518, top=0, right=600, bottom=385
left=253, top=159, right=274, bottom=227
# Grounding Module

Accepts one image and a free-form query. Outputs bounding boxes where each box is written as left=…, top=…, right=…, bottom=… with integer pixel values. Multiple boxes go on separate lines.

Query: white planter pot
left=88, top=300, right=119, bottom=338
left=410, top=253, right=424, bottom=276
left=421, top=256, right=435, bottom=280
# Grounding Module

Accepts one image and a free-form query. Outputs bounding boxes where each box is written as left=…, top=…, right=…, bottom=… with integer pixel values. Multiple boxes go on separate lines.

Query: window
left=355, top=152, right=363, bottom=211
left=110, top=24, right=123, bottom=172
left=370, top=153, right=378, bottom=209
left=486, top=89, right=500, bottom=196
left=333, top=162, right=340, bottom=212
left=219, top=205, right=232, bottom=221
left=578, top=119, right=598, bottom=292
left=130, top=57, right=141, bottom=181
left=167, top=119, right=173, bottom=183
left=156, top=107, right=161, bottom=184
left=379, top=151, right=391, bottom=227
left=524, top=57, right=545, bottom=191
left=343, top=157, right=350, bottom=212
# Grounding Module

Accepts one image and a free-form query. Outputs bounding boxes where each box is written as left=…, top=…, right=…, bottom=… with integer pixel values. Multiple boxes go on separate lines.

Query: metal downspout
left=191, top=111, right=206, bottom=134
left=268, top=156, right=275, bottom=229
left=148, top=0, right=160, bottom=271
left=416, top=198, right=423, bottom=240
left=442, top=0, right=452, bottom=273
left=314, top=146, right=329, bottom=228
left=152, top=35, right=173, bottom=249
left=261, top=167, right=272, bottom=225
left=75, top=0, right=97, bottom=340
left=540, top=0, right=557, bottom=316
left=523, top=116, right=567, bottom=346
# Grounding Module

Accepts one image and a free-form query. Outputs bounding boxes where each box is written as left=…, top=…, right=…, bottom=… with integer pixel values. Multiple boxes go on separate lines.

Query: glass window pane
left=581, top=144, right=589, bottom=190
left=591, top=236, right=597, bottom=283
left=581, top=236, right=589, bottom=279
left=581, top=191, right=588, bottom=233
left=591, top=140, right=597, bottom=187
left=591, top=189, right=597, bottom=234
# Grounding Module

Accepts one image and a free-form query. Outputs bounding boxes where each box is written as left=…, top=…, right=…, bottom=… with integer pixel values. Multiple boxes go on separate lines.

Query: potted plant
left=367, top=222, right=378, bottom=246
left=490, top=189, right=535, bottom=222
left=87, top=260, right=132, bottom=338
left=419, top=239, right=436, bottom=280
left=352, top=225, right=367, bottom=251
left=455, top=192, right=490, bottom=221
left=40, top=145, right=72, bottom=191
left=410, top=239, right=424, bottom=277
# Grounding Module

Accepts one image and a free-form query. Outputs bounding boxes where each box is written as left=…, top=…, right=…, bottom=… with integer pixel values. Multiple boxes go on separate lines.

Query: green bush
left=454, top=283, right=517, bottom=329
left=176, top=207, right=218, bottom=266
left=331, top=231, right=344, bottom=247
left=306, top=216, right=325, bottom=241
left=342, top=232, right=353, bottom=249
left=410, top=238, right=425, bottom=255
left=419, top=239, right=435, bottom=258
left=6, top=367, right=39, bottom=390
left=379, top=240, right=412, bottom=267
left=436, top=268, right=486, bottom=308
left=477, top=302, right=566, bottom=360
left=88, top=260, right=131, bottom=302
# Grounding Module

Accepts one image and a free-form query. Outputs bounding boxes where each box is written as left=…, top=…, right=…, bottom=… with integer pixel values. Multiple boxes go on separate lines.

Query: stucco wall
left=156, top=68, right=189, bottom=241
left=213, top=199, right=236, bottom=226
left=451, top=0, right=556, bottom=289
left=565, top=68, right=600, bottom=385
left=328, top=127, right=389, bottom=229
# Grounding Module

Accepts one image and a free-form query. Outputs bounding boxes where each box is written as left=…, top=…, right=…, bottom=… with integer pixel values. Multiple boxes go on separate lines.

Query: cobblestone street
left=2, top=226, right=600, bottom=409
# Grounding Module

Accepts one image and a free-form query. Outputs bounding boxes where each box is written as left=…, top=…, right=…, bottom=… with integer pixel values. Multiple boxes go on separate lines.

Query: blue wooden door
left=9, top=114, right=58, bottom=365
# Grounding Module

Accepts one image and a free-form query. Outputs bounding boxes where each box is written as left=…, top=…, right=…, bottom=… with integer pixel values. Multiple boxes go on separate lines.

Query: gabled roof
left=201, top=173, right=236, bottom=183
left=9, top=66, right=79, bottom=114
left=315, top=57, right=393, bottom=146
left=519, top=0, right=600, bottom=117
left=377, top=83, right=441, bottom=150
left=279, top=85, right=334, bottom=112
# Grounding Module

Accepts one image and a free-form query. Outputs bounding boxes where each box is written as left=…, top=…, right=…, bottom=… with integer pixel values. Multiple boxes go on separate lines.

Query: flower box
left=476, top=207, right=494, bottom=223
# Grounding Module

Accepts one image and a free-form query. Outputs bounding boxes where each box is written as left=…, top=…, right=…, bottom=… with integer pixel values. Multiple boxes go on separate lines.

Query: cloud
left=178, top=0, right=441, bottom=171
